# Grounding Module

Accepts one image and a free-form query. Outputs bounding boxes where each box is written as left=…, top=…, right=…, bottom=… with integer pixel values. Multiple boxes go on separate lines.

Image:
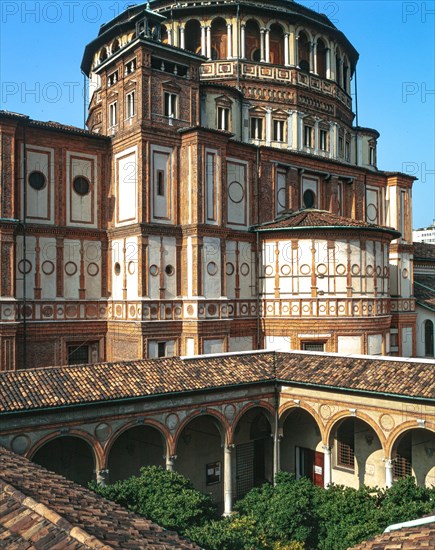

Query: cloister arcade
left=13, top=394, right=433, bottom=516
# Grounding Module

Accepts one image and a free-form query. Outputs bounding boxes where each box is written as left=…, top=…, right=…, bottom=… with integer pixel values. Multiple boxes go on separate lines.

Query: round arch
left=279, top=402, right=325, bottom=441
left=185, top=19, right=201, bottom=54
left=106, top=421, right=168, bottom=482
left=386, top=421, right=435, bottom=457
left=243, top=18, right=262, bottom=62
left=231, top=401, right=275, bottom=443
left=387, top=423, right=435, bottom=486
left=210, top=17, right=228, bottom=60
left=29, top=431, right=99, bottom=486
left=327, top=412, right=386, bottom=489
left=269, top=23, right=285, bottom=65
left=174, top=408, right=230, bottom=451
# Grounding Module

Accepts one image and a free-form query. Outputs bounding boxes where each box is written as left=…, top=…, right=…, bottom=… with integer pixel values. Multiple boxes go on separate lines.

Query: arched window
left=211, top=18, right=227, bottom=59
left=185, top=19, right=201, bottom=54
left=343, top=60, right=349, bottom=92
left=317, top=39, right=327, bottom=78
left=161, top=25, right=169, bottom=44
left=111, top=39, right=120, bottom=54
left=246, top=20, right=261, bottom=61
left=336, top=418, right=355, bottom=469
left=335, top=51, right=342, bottom=86
left=425, top=319, right=434, bottom=357
left=298, top=31, right=310, bottom=72
left=99, top=47, right=108, bottom=63
left=269, top=24, right=284, bottom=65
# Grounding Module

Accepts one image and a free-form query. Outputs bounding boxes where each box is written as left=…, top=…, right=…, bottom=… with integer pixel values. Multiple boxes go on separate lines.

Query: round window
left=28, top=171, right=46, bottom=191
left=73, top=176, right=90, bottom=196
left=114, top=262, right=121, bottom=275
left=165, top=265, right=175, bottom=276
left=303, top=189, right=316, bottom=209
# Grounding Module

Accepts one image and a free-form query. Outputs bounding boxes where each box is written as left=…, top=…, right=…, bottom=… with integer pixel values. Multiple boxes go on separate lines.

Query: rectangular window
left=68, top=344, right=89, bottom=365
left=250, top=117, right=264, bottom=140
left=217, top=107, right=230, bottom=131
left=164, top=92, right=178, bottom=118
left=338, top=136, right=344, bottom=157
left=108, top=70, right=118, bottom=87
left=302, top=342, right=325, bottom=352
left=304, top=125, right=313, bottom=148
left=369, top=146, right=376, bottom=165
left=157, top=342, right=166, bottom=358
left=345, top=140, right=350, bottom=161
left=109, top=102, right=117, bottom=127
left=157, top=170, right=165, bottom=196
left=337, top=421, right=355, bottom=469
left=124, top=58, right=137, bottom=75
left=320, top=129, right=328, bottom=151
left=126, top=91, right=135, bottom=118
left=273, top=119, right=285, bottom=142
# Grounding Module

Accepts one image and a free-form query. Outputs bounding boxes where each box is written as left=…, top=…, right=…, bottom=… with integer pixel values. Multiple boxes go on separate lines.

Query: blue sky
left=1, top=0, right=434, bottom=228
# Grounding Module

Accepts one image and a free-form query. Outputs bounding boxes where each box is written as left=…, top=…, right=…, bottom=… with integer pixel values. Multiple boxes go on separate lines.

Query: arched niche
left=391, top=428, right=435, bottom=487
left=175, top=414, right=225, bottom=508
left=317, top=38, right=327, bottom=78
left=245, top=20, right=261, bottom=62
left=211, top=18, right=227, bottom=60
left=107, top=425, right=165, bottom=483
left=425, top=319, right=434, bottom=357
left=185, top=19, right=201, bottom=54
left=233, top=406, right=273, bottom=498
left=280, top=408, right=323, bottom=487
left=269, top=23, right=284, bottom=65
left=31, top=435, right=95, bottom=486
left=298, top=31, right=310, bottom=72
left=329, top=417, right=384, bottom=488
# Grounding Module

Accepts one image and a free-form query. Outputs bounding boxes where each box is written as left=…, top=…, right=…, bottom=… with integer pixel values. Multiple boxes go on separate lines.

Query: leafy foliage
left=91, top=465, right=217, bottom=533
left=92, top=468, right=435, bottom=550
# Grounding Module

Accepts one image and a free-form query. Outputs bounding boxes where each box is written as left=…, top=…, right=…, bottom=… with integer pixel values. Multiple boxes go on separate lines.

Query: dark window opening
left=68, top=344, right=89, bottom=365
left=394, top=432, right=412, bottom=479
left=425, top=320, right=434, bottom=357
left=302, top=341, right=325, bottom=351
left=157, top=342, right=166, bottom=358
left=28, top=171, right=46, bottom=191
left=303, top=189, right=316, bottom=209
left=157, top=170, right=165, bottom=196
left=73, top=176, right=90, bottom=196
left=337, top=419, right=355, bottom=469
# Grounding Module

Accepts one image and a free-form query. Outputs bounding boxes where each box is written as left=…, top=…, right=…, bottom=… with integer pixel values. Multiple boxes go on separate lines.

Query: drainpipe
left=256, top=147, right=261, bottom=349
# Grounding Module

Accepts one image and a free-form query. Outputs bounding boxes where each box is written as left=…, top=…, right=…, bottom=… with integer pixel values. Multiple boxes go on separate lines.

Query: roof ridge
left=0, top=479, right=112, bottom=549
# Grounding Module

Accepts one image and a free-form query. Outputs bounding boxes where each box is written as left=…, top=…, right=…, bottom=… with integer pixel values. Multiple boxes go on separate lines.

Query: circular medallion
left=265, top=265, right=274, bottom=276
left=366, top=265, right=374, bottom=276
left=319, top=404, right=332, bottom=419
left=11, top=435, right=30, bottom=455
left=317, top=263, right=327, bottom=275
left=28, top=171, right=46, bottom=191
left=149, top=264, right=159, bottom=276
left=18, top=259, right=32, bottom=274
left=224, top=404, right=236, bottom=421
left=228, top=181, right=245, bottom=204
left=366, top=203, right=378, bottom=222
left=402, top=268, right=409, bottom=279
left=336, top=264, right=346, bottom=275
left=226, top=262, right=234, bottom=276
left=300, top=264, right=311, bottom=275
left=240, top=263, right=250, bottom=276
left=95, top=422, right=112, bottom=442
left=281, top=264, right=291, bottom=276
left=277, top=187, right=286, bottom=209
left=379, top=414, right=395, bottom=431
left=351, top=264, right=361, bottom=275
left=166, top=413, right=179, bottom=430
left=87, top=262, right=99, bottom=277
left=208, top=304, right=217, bottom=316
left=41, top=260, right=55, bottom=275
left=207, top=262, right=218, bottom=276
left=64, top=261, right=77, bottom=276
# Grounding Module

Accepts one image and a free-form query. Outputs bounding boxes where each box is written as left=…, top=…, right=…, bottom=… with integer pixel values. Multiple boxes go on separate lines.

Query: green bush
left=91, top=465, right=217, bottom=533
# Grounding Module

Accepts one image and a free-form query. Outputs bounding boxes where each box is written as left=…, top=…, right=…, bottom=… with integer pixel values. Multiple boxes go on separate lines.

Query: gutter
left=384, top=515, right=435, bottom=533
left=252, top=224, right=401, bottom=239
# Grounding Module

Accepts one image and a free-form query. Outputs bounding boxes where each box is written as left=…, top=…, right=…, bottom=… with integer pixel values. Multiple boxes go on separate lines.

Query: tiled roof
left=0, top=446, right=199, bottom=549
left=350, top=521, right=435, bottom=549
left=253, top=209, right=400, bottom=237
left=414, top=275, right=435, bottom=311
left=0, top=351, right=434, bottom=414
left=414, top=242, right=435, bottom=261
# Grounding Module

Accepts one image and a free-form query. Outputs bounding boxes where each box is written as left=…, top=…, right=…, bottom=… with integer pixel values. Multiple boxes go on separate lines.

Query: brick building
left=0, top=0, right=420, bottom=370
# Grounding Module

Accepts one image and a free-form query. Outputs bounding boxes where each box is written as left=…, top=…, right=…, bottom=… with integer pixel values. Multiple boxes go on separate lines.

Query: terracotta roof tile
left=414, top=242, right=435, bottom=261
left=414, top=275, right=435, bottom=311
left=253, top=209, right=400, bottom=237
left=350, top=520, right=435, bottom=549
left=0, top=447, right=200, bottom=549
left=0, top=352, right=433, bottom=414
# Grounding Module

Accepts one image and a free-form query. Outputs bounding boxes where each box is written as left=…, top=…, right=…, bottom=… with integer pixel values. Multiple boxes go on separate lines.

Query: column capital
left=322, top=444, right=331, bottom=454
left=383, top=457, right=394, bottom=466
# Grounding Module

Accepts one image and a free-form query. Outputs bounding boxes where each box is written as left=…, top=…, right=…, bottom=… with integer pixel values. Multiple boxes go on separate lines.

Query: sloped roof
left=253, top=209, right=400, bottom=238
left=0, top=351, right=434, bottom=415
left=0, top=446, right=199, bottom=549
left=350, top=520, right=435, bottom=549
left=415, top=275, right=435, bottom=311
left=414, top=242, right=435, bottom=261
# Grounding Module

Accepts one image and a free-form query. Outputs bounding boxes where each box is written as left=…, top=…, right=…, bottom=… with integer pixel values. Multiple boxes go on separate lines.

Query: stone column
left=260, top=29, right=265, bottom=62
left=273, top=427, right=281, bottom=481
left=287, top=110, right=294, bottom=149
left=240, top=25, right=246, bottom=58
left=323, top=445, right=332, bottom=488
left=265, top=29, right=270, bottom=63
left=326, top=48, right=331, bottom=79
left=289, top=27, right=296, bottom=66
left=266, top=107, right=272, bottom=146
left=166, top=455, right=176, bottom=471
left=385, top=458, right=394, bottom=488
left=206, top=26, right=212, bottom=59
left=284, top=33, right=289, bottom=66
left=313, top=41, right=318, bottom=74
left=298, top=112, right=305, bottom=150
left=227, top=23, right=232, bottom=58
left=242, top=102, right=250, bottom=142
left=96, top=469, right=109, bottom=486
left=180, top=26, right=185, bottom=49
left=314, top=118, right=320, bottom=155
left=201, top=25, right=206, bottom=57
left=223, top=445, right=233, bottom=516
